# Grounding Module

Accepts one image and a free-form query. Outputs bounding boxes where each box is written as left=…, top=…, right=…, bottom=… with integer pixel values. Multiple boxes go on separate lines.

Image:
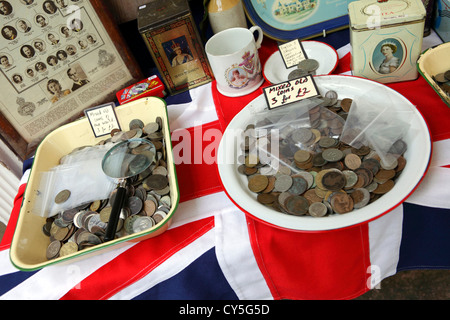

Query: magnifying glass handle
left=104, top=185, right=127, bottom=242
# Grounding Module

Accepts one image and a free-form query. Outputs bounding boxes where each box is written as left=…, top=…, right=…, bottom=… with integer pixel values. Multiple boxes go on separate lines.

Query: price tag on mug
left=278, top=39, right=308, bottom=69
left=84, top=102, right=121, bottom=137
left=263, top=74, right=320, bottom=110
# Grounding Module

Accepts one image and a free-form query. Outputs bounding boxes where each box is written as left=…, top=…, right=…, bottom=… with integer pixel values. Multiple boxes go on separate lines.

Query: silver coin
left=322, top=148, right=344, bottom=162
left=291, top=128, right=313, bottom=144
left=274, top=174, right=293, bottom=192
left=55, top=189, right=71, bottom=204
left=288, top=69, right=308, bottom=80
left=129, top=119, right=145, bottom=130
left=298, top=59, right=319, bottom=72
left=132, top=216, right=155, bottom=233
left=308, top=202, right=328, bottom=217
left=46, top=240, right=61, bottom=260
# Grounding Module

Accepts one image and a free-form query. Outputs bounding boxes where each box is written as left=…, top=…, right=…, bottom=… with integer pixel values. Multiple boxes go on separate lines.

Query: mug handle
left=250, top=26, right=263, bottom=49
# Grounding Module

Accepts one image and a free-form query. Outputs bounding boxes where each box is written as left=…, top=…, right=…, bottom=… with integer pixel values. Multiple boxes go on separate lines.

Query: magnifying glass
left=102, top=138, right=156, bottom=242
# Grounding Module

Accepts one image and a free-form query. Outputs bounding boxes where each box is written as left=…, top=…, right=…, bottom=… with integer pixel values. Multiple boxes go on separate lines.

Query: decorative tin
left=116, top=75, right=166, bottom=105
left=349, top=0, right=426, bottom=84
left=138, top=0, right=214, bottom=95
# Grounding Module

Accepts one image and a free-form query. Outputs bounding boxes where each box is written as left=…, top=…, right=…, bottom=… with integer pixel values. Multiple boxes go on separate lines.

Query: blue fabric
left=132, top=248, right=239, bottom=300
left=0, top=270, right=37, bottom=296
left=398, top=203, right=450, bottom=271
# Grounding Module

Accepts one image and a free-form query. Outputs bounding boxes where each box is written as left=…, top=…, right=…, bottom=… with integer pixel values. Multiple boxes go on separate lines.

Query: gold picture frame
left=0, top=0, right=142, bottom=160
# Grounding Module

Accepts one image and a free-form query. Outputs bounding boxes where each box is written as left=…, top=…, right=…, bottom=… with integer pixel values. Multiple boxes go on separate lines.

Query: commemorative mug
left=205, top=26, right=264, bottom=97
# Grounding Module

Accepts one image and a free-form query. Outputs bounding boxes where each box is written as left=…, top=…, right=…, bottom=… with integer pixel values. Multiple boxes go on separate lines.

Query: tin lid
left=138, top=0, right=190, bottom=32
left=348, top=0, right=426, bottom=30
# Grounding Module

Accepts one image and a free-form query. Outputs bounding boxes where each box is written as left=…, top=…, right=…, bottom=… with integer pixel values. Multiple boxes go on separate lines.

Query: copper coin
left=360, top=158, right=381, bottom=175
left=304, top=189, right=323, bottom=204
left=330, top=193, right=354, bottom=214
left=257, top=193, right=276, bottom=205
left=344, top=153, right=361, bottom=170
left=321, top=170, right=346, bottom=191
left=294, top=150, right=312, bottom=163
left=341, top=98, right=353, bottom=112
left=142, top=200, right=155, bottom=216
left=248, top=174, right=269, bottom=193
left=285, top=195, right=309, bottom=216
left=373, top=179, right=395, bottom=194
left=262, top=176, right=276, bottom=193
left=354, top=167, right=373, bottom=188
left=350, top=188, right=370, bottom=209
left=374, top=169, right=396, bottom=183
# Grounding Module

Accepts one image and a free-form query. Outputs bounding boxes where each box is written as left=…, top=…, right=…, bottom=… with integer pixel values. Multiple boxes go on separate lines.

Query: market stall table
left=0, top=29, right=449, bottom=300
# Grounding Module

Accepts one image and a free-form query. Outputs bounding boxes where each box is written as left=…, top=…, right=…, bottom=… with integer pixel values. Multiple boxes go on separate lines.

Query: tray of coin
left=10, top=97, right=179, bottom=271
left=263, top=41, right=338, bottom=84
left=417, top=42, right=450, bottom=107
left=217, top=75, right=431, bottom=231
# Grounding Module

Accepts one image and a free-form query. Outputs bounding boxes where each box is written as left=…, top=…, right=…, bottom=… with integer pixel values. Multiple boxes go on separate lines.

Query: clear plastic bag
left=242, top=96, right=346, bottom=175
left=340, top=88, right=412, bottom=167
left=33, top=144, right=118, bottom=218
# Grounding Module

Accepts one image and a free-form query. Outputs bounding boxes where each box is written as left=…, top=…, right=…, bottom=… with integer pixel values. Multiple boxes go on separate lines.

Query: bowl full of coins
left=10, top=97, right=179, bottom=270
left=217, top=75, right=431, bottom=231
left=417, top=42, right=450, bottom=107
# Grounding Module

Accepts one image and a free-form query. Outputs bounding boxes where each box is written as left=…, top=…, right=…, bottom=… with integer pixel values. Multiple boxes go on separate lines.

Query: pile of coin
left=432, top=69, right=450, bottom=98
left=288, top=58, right=319, bottom=80
left=43, top=117, right=172, bottom=260
left=239, top=91, right=407, bottom=218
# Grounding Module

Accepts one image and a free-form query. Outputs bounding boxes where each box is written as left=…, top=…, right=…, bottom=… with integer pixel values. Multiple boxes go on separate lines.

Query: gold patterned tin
left=138, top=0, right=214, bottom=95
left=349, top=0, right=426, bottom=84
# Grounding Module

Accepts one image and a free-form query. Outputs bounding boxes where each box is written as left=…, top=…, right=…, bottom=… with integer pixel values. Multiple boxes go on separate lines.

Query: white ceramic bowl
left=217, top=75, right=431, bottom=231
left=263, top=41, right=338, bottom=84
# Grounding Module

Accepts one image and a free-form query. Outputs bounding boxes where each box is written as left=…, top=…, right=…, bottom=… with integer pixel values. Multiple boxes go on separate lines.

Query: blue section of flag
left=0, top=270, right=37, bottom=296
left=398, top=202, right=450, bottom=270
left=132, top=248, right=239, bottom=300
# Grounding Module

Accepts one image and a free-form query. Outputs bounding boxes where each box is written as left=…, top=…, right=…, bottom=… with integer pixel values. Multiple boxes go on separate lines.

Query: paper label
left=278, top=39, right=308, bottom=69
left=84, top=102, right=121, bottom=137
left=263, top=75, right=320, bottom=110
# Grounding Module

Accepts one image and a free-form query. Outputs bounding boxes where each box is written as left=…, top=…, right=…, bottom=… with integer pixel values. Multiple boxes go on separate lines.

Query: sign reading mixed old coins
left=238, top=90, right=407, bottom=217
left=42, top=117, right=173, bottom=260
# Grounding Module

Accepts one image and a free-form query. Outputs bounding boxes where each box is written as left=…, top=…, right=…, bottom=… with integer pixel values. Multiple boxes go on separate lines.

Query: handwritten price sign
left=84, top=102, right=121, bottom=137
left=278, top=39, right=308, bottom=69
left=263, top=74, right=320, bottom=110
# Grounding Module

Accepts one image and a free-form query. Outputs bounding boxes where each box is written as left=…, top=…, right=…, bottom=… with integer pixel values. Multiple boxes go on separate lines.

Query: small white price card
left=263, top=74, right=320, bottom=110
left=84, top=102, right=121, bottom=137
left=278, top=39, right=308, bottom=69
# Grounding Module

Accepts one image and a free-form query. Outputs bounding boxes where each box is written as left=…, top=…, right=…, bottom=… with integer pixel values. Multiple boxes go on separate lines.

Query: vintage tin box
left=10, top=98, right=180, bottom=270
left=349, top=0, right=426, bottom=84
left=138, top=0, right=214, bottom=95
left=116, top=75, right=166, bottom=105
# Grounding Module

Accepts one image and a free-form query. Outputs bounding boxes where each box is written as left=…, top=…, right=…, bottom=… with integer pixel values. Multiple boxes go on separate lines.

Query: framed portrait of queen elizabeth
left=138, top=0, right=213, bottom=95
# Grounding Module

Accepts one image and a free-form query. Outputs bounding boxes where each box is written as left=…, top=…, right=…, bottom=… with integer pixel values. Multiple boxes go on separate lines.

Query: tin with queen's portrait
left=349, top=0, right=426, bottom=84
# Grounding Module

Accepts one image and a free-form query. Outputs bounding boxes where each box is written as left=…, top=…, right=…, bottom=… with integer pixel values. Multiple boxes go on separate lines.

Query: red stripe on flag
left=247, top=217, right=371, bottom=300
left=0, top=183, right=27, bottom=250
left=60, top=217, right=215, bottom=300
left=172, top=120, right=223, bottom=202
